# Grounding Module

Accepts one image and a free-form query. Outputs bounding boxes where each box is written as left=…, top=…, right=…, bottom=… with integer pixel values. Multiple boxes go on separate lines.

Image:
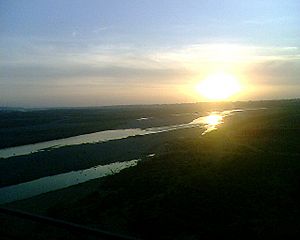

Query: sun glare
left=196, top=73, right=241, bottom=100
left=205, top=114, right=223, bottom=125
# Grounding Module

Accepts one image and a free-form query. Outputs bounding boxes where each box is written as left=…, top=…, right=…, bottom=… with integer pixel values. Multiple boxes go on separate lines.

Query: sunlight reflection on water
left=201, top=114, right=224, bottom=135
left=189, top=109, right=243, bottom=135
left=189, top=112, right=224, bottom=135
left=0, top=109, right=244, bottom=158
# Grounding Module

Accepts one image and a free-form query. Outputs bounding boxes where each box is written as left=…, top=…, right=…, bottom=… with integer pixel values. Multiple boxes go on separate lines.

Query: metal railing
left=0, top=207, right=139, bottom=240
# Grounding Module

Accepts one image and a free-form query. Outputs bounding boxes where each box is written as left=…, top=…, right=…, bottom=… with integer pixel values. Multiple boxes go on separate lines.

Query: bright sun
left=196, top=73, right=241, bottom=100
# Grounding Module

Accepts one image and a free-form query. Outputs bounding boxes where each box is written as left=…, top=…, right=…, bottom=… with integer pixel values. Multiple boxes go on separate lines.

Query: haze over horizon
left=1, top=0, right=299, bottom=107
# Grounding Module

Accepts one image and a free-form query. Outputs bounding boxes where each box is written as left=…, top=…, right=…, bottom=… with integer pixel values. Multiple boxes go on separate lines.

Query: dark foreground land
left=1, top=100, right=300, bottom=239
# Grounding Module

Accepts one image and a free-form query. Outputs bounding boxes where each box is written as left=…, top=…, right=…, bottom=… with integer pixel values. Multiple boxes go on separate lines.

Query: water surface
left=0, top=109, right=242, bottom=159
left=0, top=109, right=245, bottom=204
left=0, top=159, right=139, bottom=204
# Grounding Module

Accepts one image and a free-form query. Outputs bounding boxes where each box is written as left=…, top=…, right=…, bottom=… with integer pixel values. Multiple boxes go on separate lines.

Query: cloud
left=1, top=41, right=299, bottom=84
left=1, top=39, right=299, bottom=106
left=0, top=63, right=191, bottom=85
left=247, top=59, right=300, bottom=85
left=0, top=39, right=193, bottom=86
left=243, top=16, right=294, bottom=26
left=153, top=44, right=300, bottom=64
left=92, top=26, right=109, bottom=34
left=72, top=31, right=78, bottom=37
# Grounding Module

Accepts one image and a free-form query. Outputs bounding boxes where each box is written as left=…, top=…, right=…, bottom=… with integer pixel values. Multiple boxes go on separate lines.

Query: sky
left=0, top=0, right=299, bottom=107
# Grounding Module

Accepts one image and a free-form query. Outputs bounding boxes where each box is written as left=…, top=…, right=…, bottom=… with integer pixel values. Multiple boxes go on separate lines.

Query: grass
left=1, top=99, right=297, bottom=148
left=2, top=99, right=300, bottom=239
left=46, top=103, right=300, bottom=239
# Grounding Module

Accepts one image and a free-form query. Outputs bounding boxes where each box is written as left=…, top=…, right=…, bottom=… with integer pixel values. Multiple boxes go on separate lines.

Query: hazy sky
left=1, top=0, right=299, bottom=107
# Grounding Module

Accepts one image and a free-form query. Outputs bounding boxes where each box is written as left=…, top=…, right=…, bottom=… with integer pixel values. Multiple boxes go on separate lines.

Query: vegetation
left=1, top=100, right=300, bottom=239
left=46, top=101, right=300, bottom=239
left=1, top=100, right=297, bottom=148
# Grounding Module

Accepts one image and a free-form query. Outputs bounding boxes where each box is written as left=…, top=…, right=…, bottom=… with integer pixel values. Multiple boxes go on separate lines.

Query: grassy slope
left=45, top=106, right=300, bottom=239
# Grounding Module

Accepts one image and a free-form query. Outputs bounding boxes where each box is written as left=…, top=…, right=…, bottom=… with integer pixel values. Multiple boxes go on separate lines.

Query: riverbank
left=2, top=100, right=300, bottom=239
left=1, top=100, right=296, bottom=148
left=0, top=127, right=204, bottom=187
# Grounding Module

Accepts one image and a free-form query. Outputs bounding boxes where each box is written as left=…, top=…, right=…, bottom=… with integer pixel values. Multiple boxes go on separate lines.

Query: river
left=0, top=109, right=242, bottom=204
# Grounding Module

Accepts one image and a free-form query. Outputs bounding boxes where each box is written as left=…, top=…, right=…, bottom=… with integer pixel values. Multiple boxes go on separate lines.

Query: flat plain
left=1, top=99, right=300, bottom=239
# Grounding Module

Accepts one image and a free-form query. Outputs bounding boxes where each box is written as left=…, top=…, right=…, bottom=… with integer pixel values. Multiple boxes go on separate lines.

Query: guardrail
left=0, top=207, right=139, bottom=240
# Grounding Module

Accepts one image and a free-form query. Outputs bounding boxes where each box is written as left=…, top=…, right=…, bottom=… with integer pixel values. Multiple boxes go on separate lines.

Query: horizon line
left=1, top=98, right=299, bottom=110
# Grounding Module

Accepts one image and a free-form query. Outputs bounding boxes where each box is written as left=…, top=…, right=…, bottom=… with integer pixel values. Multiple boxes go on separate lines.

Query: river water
left=0, top=109, right=243, bottom=204
left=0, top=159, right=139, bottom=204
left=0, top=109, right=242, bottom=159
